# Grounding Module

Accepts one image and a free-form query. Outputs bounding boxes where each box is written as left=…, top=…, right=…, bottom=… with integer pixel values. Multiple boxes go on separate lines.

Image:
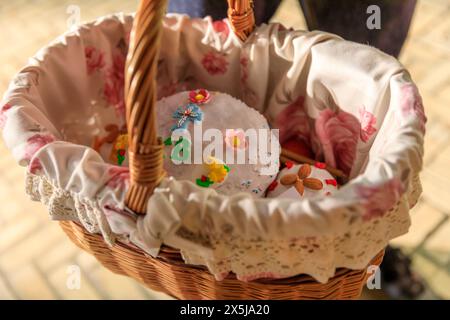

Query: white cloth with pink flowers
left=1, top=13, right=425, bottom=283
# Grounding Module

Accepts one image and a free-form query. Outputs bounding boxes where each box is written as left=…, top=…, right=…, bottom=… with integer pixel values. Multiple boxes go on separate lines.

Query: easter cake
left=156, top=89, right=280, bottom=197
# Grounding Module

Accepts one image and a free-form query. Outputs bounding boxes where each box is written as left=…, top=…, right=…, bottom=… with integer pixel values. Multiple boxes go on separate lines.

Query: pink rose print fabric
left=357, top=178, right=405, bottom=221
left=275, top=96, right=310, bottom=144
left=106, top=166, right=130, bottom=189
left=28, top=157, right=43, bottom=174
left=86, top=44, right=126, bottom=119
left=240, top=55, right=249, bottom=84
left=213, top=20, right=230, bottom=42
left=400, top=84, right=427, bottom=133
left=0, top=103, right=12, bottom=130
left=239, top=54, right=258, bottom=107
left=202, top=51, right=228, bottom=75
left=157, top=81, right=191, bottom=100
left=315, top=109, right=360, bottom=175
left=359, top=106, right=377, bottom=143
left=85, top=46, right=105, bottom=75
left=104, top=52, right=126, bottom=117
left=24, top=134, right=56, bottom=162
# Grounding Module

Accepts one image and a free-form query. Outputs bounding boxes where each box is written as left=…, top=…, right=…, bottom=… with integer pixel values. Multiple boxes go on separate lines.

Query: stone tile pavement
left=0, top=0, right=449, bottom=300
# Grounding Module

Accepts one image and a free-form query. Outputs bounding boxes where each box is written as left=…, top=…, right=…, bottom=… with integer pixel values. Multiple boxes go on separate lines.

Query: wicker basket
left=53, top=0, right=385, bottom=300
left=61, top=221, right=384, bottom=299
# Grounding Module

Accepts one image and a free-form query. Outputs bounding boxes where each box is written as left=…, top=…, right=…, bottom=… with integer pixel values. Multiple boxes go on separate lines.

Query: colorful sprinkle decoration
left=225, top=129, right=248, bottom=150
left=285, top=161, right=294, bottom=169
left=117, top=149, right=126, bottom=165
left=206, top=157, right=230, bottom=183
left=314, top=162, right=327, bottom=169
left=114, top=134, right=128, bottom=166
left=241, top=180, right=252, bottom=188
left=196, top=175, right=214, bottom=188
left=208, top=165, right=228, bottom=183
left=164, top=136, right=184, bottom=146
left=164, top=137, right=172, bottom=146
left=196, top=160, right=230, bottom=187
left=252, top=187, right=262, bottom=194
left=189, top=89, right=211, bottom=104
left=171, top=103, right=203, bottom=132
left=325, top=179, right=338, bottom=187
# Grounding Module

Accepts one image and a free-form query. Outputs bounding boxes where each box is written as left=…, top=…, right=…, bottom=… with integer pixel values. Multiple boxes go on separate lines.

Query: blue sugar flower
left=171, top=103, right=203, bottom=131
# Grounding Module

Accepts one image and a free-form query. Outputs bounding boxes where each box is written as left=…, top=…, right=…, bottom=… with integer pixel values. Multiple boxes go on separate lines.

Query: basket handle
left=227, top=0, right=256, bottom=41
left=125, top=0, right=255, bottom=214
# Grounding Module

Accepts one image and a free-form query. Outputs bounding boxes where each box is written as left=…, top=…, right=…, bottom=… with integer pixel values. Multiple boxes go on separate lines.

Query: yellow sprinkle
left=208, top=166, right=227, bottom=183
left=115, top=134, right=128, bottom=150
left=206, top=156, right=228, bottom=183
left=233, top=136, right=240, bottom=147
left=195, top=94, right=205, bottom=100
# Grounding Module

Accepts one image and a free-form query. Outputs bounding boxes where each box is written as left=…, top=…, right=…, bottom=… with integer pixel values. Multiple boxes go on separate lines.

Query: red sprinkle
left=201, top=175, right=208, bottom=182
left=325, top=179, right=337, bottom=187
left=118, top=149, right=126, bottom=156
left=285, top=161, right=294, bottom=169
left=1, top=103, right=12, bottom=112
left=315, top=162, right=327, bottom=169
left=268, top=180, right=278, bottom=192
left=325, top=192, right=332, bottom=196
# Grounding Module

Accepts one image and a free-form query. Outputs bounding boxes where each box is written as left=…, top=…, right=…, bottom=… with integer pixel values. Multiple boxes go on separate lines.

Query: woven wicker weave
left=61, top=221, right=384, bottom=300
left=59, top=0, right=384, bottom=299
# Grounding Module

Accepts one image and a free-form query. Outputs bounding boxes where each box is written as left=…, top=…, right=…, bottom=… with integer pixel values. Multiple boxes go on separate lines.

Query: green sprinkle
left=224, top=165, right=230, bottom=172
left=164, top=137, right=172, bottom=146
left=117, top=155, right=125, bottom=166
left=196, top=177, right=214, bottom=188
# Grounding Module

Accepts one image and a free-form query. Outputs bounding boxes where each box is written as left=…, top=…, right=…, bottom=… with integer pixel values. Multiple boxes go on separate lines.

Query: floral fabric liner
left=1, top=13, right=425, bottom=283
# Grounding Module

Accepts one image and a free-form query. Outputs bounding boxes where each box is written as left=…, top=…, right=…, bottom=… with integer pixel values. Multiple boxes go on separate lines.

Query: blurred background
left=0, top=0, right=449, bottom=300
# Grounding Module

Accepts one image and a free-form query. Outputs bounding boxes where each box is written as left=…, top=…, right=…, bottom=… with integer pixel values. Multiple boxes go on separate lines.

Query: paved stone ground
left=0, top=0, right=449, bottom=300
